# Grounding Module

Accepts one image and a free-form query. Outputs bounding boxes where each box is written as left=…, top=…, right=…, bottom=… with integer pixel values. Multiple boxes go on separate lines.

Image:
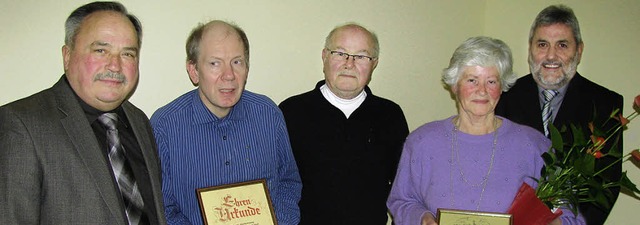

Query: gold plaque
left=196, top=179, right=277, bottom=225
left=437, top=208, right=512, bottom=225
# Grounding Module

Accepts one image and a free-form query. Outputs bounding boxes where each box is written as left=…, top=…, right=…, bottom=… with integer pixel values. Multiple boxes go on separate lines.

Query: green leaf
left=574, top=154, right=595, bottom=176
left=619, top=172, right=640, bottom=193
left=607, top=149, right=622, bottom=158
left=592, top=126, right=607, bottom=138
left=606, top=134, right=623, bottom=156
left=593, top=190, right=611, bottom=210
left=549, top=124, right=564, bottom=151
left=542, top=152, right=555, bottom=166
left=570, top=124, right=588, bottom=147
left=540, top=166, right=548, bottom=178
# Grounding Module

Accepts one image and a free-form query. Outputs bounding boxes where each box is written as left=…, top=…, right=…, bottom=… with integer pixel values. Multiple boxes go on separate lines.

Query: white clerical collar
left=320, top=84, right=367, bottom=118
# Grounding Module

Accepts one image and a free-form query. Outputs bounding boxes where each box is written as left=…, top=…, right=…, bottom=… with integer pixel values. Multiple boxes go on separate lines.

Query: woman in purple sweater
left=386, top=36, right=585, bottom=225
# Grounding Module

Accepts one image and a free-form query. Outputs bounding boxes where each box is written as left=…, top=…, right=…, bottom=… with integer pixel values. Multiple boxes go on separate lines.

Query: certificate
left=196, top=179, right=277, bottom=225
left=437, top=208, right=512, bottom=225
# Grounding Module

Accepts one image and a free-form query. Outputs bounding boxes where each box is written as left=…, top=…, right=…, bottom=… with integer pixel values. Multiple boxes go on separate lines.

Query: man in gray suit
left=0, top=2, right=166, bottom=225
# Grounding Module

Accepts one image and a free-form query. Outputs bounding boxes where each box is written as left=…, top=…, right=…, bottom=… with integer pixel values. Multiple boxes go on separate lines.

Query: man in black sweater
left=279, top=23, right=409, bottom=225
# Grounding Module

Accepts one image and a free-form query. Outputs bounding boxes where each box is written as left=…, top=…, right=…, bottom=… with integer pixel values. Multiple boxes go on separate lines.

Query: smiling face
left=62, top=11, right=140, bottom=111
left=528, top=23, right=584, bottom=90
left=454, top=65, right=502, bottom=119
left=187, top=24, right=248, bottom=118
left=322, top=26, right=378, bottom=99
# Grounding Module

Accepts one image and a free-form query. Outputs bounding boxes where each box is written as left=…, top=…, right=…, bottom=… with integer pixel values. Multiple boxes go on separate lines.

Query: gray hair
left=65, top=1, right=142, bottom=49
left=324, top=23, right=380, bottom=58
left=529, top=4, right=582, bottom=45
left=442, top=36, right=517, bottom=92
left=185, top=20, right=250, bottom=69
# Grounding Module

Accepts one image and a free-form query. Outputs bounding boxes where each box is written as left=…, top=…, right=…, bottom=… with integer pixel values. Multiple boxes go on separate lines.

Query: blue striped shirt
left=151, top=89, right=301, bottom=225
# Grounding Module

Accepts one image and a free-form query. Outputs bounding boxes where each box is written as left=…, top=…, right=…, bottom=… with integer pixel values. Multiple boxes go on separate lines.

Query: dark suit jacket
left=496, top=73, right=623, bottom=225
left=0, top=76, right=167, bottom=225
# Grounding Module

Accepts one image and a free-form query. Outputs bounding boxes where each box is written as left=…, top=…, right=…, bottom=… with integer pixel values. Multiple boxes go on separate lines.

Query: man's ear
left=62, top=45, right=71, bottom=71
left=372, top=58, right=379, bottom=70
left=576, top=42, right=584, bottom=65
left=321, top=48, right=329, bottom=62
left=187, top=61, right=199, bottom=86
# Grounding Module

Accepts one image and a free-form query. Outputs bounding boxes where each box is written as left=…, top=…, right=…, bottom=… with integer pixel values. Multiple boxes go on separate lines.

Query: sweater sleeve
left=387, top=138, right=431, bottom=225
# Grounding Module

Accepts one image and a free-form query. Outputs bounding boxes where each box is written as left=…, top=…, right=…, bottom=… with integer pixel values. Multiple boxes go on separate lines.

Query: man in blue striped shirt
left=151, top=20, right=302, bottom=225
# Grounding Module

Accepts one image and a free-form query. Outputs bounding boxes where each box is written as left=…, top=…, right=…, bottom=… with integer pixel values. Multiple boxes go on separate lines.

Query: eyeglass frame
left=325, top=49, right=377, bottom=63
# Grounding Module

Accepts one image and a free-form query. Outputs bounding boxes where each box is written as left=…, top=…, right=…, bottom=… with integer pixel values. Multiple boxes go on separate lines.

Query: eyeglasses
left=327, top=50, right=376, bottom=64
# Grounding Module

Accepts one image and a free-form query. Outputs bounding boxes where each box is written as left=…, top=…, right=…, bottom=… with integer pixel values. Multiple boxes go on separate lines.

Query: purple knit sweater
left=387, top=116, right=585, bottom=225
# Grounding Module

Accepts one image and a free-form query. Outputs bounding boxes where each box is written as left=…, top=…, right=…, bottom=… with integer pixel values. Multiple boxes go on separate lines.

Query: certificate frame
left=436, top=208, right=512, bottom=225
left=196, top=179, right=277, bottom=225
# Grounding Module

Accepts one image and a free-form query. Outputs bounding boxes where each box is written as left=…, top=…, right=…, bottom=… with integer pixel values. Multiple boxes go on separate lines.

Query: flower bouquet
left=508, top=95, right=640, bottom=225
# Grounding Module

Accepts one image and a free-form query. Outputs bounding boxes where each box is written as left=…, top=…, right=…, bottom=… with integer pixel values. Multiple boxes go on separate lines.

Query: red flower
left=631, top=149, right=640, bottom=162
left=634, top=95, right=640, bottom=113
left=590, top=135, right=606, bottom=152
left=588, top=122, right=595, bottom=133
left=593, top=151, right=603, bottom=159
left=613, top=113, right=630, bottom=126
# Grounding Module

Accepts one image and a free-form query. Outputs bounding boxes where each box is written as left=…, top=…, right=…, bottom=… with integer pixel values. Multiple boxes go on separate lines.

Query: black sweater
left=279, top=80, right=409, bottom=225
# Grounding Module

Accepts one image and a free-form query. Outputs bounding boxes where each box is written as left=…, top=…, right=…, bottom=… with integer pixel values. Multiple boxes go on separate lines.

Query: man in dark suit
left=496, top=5, right=623, bottom=225
left=0, top=2, right=166, bottom=225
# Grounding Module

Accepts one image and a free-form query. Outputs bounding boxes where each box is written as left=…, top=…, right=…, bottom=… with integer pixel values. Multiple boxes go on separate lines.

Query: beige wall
left=1, top=0, right=638, bottom=224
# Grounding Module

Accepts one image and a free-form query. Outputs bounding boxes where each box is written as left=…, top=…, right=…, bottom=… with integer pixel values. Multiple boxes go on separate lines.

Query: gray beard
left=528, top=54, right=578, bottom=90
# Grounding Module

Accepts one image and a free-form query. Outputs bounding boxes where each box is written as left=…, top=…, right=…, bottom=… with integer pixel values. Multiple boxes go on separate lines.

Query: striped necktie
left=542, top=90, right=559, bottom=137
left=98, top=113, right=147, bottom=225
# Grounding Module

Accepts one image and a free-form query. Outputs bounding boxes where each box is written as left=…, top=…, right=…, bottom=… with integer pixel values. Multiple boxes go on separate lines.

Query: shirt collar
left=190, top=89, right=246, bottom=125
left=536, top=82, right=569, bottom=101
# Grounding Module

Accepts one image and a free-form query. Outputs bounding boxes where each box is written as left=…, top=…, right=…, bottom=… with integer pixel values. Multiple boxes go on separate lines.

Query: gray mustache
left=94, top=72, right=126, bottom=83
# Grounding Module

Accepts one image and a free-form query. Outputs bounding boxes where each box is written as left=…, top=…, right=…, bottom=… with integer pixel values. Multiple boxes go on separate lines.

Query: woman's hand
left=421, top=212, right=438, bottom=225
left=548, top=217, right=562, bottom=225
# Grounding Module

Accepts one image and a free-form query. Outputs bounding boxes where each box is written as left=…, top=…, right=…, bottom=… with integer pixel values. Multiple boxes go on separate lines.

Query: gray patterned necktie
left=542, top=90, right=559, bottom=137
left=98, top=113, right=146, bottom=225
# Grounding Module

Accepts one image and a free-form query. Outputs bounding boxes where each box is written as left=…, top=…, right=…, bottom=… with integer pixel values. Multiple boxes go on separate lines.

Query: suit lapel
left=513, top=75, right=546, bottom=133
left=523, top=77, right=545, bottom=131
left=122, top=102, right=160, bottom=184
left=554, top=74, right=585, bottom=128
left=122, top=102, right=164, bottom=221
left=122, top=103, right=154, bottom=161
left=51, top=77, right=127, bottom=225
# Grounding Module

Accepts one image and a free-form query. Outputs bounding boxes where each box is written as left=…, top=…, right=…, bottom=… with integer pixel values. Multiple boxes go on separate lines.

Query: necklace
left=449, top=117, right=498, bottom=211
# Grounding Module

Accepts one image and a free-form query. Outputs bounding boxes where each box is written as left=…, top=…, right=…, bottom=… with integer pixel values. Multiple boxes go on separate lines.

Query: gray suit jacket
left=0, top=76, right=167, bottom=225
